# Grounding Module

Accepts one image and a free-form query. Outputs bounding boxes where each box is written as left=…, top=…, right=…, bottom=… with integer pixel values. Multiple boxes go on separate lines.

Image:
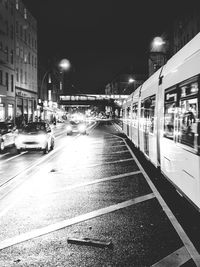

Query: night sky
left=22, top=0, right=192, bottom=94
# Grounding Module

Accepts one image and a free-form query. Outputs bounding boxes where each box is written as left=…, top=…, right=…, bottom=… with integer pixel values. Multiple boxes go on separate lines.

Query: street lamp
left=58, top=58, right=71, bottom=71
left=38, top=58, right=71, bottom=120
left=148, top=36, right=167, bottom=77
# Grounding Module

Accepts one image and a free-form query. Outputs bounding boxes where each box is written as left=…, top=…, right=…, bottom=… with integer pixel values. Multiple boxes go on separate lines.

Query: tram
left=122, top=32, right=200, bottom=210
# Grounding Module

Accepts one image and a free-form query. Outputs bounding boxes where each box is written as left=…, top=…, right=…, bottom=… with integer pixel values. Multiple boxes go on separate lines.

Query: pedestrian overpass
left=59, top=94, right=128, bottom=107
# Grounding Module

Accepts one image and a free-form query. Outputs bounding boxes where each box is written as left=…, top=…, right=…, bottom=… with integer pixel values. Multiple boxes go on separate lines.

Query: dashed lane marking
left=93, top=150, right=130, bottom=155
left=0, top=193, right=155, bottom=251
left=1, top=151, right=27, bottom=163
left=93, top=144, right=126, bottom=148
left=41, top=170, right=142, bottom=195
left=151, top=246, right=191, bottom=267
left=120, top=136, right=200, bottom=266
left=73, top=158, right=134, bottom=169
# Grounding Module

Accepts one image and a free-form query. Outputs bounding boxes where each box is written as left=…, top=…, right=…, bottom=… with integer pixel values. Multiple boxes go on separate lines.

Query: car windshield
left=22, top=123, right=46, bottom=133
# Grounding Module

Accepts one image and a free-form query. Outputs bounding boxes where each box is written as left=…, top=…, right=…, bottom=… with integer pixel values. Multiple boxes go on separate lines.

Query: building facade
left=0, top=0, right=15, bottom=122
left=105, top=73, right=146, bottom=95
left=172, top=9, right=200, bottom=55
left=15, top=0, right=37, bottom=126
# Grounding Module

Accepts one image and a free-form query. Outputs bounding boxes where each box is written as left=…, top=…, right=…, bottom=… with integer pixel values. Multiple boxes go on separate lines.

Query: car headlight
left=37, top=134, right=47, bottom=143
left=78, top=124, right=86, bottom=132
left=15, top=135, right=24, bottom=145
left=66, top=125, right=72, bottom=131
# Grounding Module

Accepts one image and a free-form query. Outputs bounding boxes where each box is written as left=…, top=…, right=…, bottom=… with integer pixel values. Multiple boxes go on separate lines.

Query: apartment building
left=15, top=0, right=37, bottom=125
left=0, top=0, right=15, bottom=121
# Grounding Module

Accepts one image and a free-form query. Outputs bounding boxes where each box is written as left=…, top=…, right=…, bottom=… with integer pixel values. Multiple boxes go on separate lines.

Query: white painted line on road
left=151, top=246, right=191, bottom=267
left=0, top=193, right=155, bottom=251
left=48, top=170, right=142, bottom=194
left=75, top=158, right=134, bottom=169
left=121, top=137, right=200, bottom=266
left=94, top=144, right=126, bottom=149
left=1, top=151, right=27, bottom=163
left=0, top=152, right=9, bottom=158
left=94, top=150, right=129, bottom=155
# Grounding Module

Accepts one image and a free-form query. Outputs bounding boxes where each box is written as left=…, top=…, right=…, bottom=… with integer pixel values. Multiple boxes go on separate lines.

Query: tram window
left=132, top=104, right=138, bottom=127
left=142, top=96, right=155, bottom=133
left=177, top=80, right=198, bottom=149
left=164, top=87, right=177, bottom=140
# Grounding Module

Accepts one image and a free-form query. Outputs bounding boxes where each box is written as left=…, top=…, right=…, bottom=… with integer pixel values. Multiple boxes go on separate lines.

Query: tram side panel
left=159, top=49, right=200, bottom=209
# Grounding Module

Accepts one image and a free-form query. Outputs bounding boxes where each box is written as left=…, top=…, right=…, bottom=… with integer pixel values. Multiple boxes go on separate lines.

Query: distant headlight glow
left=78, top=124, right=86, bottom=132
left=66, top=125, right=72, bottom=131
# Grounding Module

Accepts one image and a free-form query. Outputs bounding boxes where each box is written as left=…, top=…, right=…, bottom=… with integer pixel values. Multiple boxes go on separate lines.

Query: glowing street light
left=151, top=36, right=166, bottom=52
left=128, top=78, right=135, bottom=84
left=59, top=58, right=71, bottom=71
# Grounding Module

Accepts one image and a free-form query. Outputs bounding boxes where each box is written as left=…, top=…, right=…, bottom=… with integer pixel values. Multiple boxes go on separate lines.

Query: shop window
left=8, top=104, right=13, bottom=120
left=0, top=104, right=5, bottom=121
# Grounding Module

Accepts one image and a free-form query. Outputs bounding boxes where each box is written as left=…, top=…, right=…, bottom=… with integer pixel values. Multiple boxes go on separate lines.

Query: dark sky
left=22, top=0, right=192, bottom=93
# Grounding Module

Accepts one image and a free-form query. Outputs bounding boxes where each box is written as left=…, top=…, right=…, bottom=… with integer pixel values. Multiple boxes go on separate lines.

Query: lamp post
left=38, top=59, right=71, bottom=121
left=123, top=77, right=135, bottom=94
left=148, top=36, right=167, bottom=77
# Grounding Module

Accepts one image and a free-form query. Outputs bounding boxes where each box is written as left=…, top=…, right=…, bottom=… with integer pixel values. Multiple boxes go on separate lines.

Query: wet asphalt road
left=0, top=121, right=199, bottom=266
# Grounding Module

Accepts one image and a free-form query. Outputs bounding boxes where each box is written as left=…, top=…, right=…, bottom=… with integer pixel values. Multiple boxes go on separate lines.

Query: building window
left=0, top=70, right=3, bottom=85
left=16, top=0, right=19, bottom=10
left=16, top=21, right=19, bottom=35
left=5, top=47, right=8, bottom=62
left=10, top=24, right=14, bottom=39
left=24, top=8, right=27, bottom=19
left=11, top=74, right=14, bottom=92
left=24, top=71, right=27, bottom=84
left=20, top=69, right=23, bottom=83
left=16, top=68, right=19, bottom=82
left=6, top=72, right=8, bottom=91
left=5, top=21, right=8, bottom=36
left=10, top=50, right=14, bottom=64
left=20, top=25, right=23, bottom=39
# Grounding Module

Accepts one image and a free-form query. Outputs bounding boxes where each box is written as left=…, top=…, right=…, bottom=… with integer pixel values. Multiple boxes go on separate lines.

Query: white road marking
left=0, top=193, right=155, bottom=251
left=151, top=246, right=191, bottom=267
left=74, top=158, right=134, bottom=168
left=47, top=170, right=142, bottom=194
left=1, top=151, right=27, bottom=163
left=0, top=152, right=9, bottom=158
left=121, top=136, right=200, bottom=266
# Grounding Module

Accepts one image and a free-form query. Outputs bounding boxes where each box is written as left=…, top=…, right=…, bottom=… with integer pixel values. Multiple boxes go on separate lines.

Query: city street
left=0, top=121, right=199, bottom=266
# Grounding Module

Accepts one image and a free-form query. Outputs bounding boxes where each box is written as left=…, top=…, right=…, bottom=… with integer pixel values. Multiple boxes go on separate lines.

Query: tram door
left=143, top=97, right=154, bottom=156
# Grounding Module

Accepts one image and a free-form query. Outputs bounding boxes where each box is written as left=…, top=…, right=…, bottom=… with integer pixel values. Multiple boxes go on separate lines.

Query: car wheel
left=43, top=143, right=49, bottom=154
left=0, top=141, right=5, bottom=152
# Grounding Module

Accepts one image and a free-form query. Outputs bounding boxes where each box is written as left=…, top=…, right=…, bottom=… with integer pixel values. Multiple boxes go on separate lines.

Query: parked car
left=0, top=122, right=18, bottom=152
left=15, top=122, right=55, bottom=154
left=66, top=120, right=87, bottom=135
